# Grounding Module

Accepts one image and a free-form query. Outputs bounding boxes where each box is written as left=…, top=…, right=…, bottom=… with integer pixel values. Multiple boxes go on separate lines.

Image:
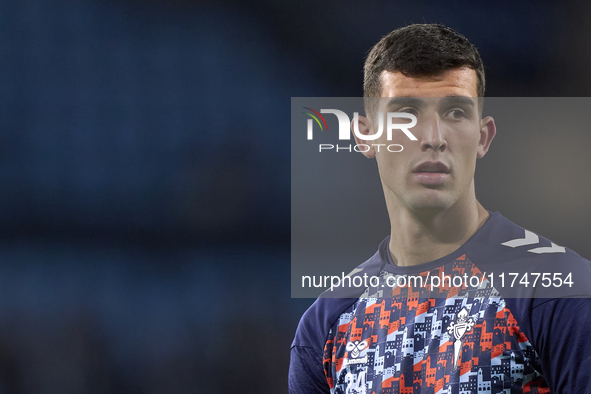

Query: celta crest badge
left=447, top=307, right=475, bottom=369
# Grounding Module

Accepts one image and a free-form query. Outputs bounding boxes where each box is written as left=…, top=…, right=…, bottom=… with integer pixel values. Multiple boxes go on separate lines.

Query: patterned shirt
left=290, top=212, right=591, bottom=393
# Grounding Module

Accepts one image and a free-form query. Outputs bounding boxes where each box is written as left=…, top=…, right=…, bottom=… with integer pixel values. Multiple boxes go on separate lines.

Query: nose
left=420, top=115, right=446, bottom=152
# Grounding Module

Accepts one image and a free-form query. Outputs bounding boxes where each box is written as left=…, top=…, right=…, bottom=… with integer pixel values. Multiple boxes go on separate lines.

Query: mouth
left=413, top=161, right=450, bottom=174
left=412, top=161, right=450, bottom=185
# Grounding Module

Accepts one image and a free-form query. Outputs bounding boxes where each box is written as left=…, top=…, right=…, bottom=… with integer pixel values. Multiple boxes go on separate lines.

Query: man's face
left=356, top=67, right=495, bottom=214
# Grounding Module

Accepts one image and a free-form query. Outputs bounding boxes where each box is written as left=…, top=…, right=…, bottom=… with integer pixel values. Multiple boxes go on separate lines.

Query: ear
left=477, top=116, right=496, bottom=158
left=351, top=115, right=376, bottom=158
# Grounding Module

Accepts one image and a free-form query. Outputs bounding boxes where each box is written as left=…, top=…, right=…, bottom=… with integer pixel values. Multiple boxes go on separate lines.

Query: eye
left=445, top=109, right=466, bottom=119
left=399, top=107, right=419, bottom=117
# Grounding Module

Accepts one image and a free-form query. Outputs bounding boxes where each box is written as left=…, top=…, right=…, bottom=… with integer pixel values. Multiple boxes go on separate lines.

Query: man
left=290, top=24, right=591, bottom=393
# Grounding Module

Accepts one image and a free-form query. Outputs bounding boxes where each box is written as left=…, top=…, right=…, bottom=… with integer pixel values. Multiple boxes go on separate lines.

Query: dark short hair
left=364, top=24, right=485, bottom=111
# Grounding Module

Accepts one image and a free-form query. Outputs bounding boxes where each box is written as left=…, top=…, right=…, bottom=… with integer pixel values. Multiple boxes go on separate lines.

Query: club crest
left=447, top=307, right=475, bottom=369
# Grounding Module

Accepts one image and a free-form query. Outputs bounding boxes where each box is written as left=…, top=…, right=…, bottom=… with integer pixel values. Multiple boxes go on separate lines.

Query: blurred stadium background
left=1, top=0, right=590, bottom=392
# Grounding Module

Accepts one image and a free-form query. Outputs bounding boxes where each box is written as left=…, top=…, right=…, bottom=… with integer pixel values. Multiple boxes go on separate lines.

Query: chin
left=406, top=193, right=454, bottom=214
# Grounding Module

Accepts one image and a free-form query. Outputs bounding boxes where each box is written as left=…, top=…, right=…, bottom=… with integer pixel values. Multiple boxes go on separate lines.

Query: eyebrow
left=384, top=97, right=425, bottom=109
left=440, top=96, right=476, bottom=107
left=384, top=96, right=476, bottom=109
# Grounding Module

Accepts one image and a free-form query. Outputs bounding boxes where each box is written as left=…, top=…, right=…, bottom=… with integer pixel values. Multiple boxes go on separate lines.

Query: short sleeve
left=529, top=298, right=591, bottom=393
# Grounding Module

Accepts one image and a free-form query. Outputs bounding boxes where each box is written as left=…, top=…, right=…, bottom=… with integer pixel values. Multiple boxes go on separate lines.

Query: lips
left=413, top=161, right=450, bottom=174
left=412, top=161, right=450, bottom=185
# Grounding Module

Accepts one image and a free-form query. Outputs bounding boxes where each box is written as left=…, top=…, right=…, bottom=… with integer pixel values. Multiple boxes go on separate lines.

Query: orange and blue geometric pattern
left=323, top=256, right=550, bottom=393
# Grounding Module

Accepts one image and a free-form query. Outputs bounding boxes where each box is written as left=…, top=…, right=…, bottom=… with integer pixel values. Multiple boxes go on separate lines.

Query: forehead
left=379, top=67, right=478, bottom=98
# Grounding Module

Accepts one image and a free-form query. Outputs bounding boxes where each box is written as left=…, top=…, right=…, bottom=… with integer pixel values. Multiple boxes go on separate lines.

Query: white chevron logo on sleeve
left=501, top=230, right=566, bottom=254
left=501, top=230, right=539, bottom=247
left=527, top=243, right=566, bottom=254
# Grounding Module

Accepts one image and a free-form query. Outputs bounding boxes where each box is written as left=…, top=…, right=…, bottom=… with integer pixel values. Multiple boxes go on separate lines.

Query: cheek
left=453, top=142, right=479, bottom=177
left=452, top=129, right=481, bottom=156
left=376, top=150, right=409, bottom=180
left=373, top=135, right=412, bottom=162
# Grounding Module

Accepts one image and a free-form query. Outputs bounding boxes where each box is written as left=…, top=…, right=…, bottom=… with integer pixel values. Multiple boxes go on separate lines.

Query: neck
left=387, top=186, right=489, bottom=267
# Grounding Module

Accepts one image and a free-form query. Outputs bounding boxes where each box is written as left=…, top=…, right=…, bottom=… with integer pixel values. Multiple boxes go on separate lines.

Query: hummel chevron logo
left=501, top=230, right=539, bottom=247
left=501, top=230, right=566, bottom=254
left=527, top=243, right=566, bottom=254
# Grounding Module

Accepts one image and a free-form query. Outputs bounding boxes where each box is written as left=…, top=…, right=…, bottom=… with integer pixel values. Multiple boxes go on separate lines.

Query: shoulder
left=465, top=212, right=591, bottom=298
left=466, top=211, right=589, bottom=266
left=291, top=239, right=388, bottom=351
